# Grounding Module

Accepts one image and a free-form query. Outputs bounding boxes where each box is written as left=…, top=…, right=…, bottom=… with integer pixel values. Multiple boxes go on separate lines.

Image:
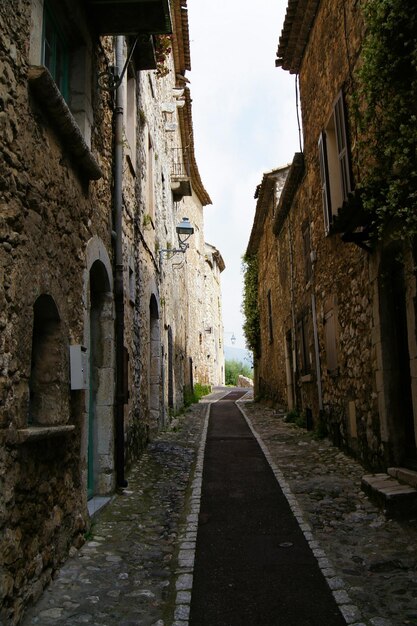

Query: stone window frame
left=318, top=90, right=352, bottom=234
left=28, top=295, right=71, bottom=428
left=28, top=0, right=101, bottom=180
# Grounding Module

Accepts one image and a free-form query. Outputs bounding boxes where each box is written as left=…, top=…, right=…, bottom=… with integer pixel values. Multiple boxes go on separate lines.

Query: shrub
left=225, top=359, right=253, bottom=386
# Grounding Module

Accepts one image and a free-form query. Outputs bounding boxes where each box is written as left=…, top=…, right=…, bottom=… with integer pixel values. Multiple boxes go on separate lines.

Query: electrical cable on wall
left=295, top=74, right=303, bottom=153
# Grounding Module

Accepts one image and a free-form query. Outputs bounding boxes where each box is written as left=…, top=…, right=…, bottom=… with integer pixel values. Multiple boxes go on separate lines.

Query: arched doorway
left=88, top=260, right=115, bottom=498
left=149, top=295, right=161, bottom=429
left=378, top=246, right=417, bottom=466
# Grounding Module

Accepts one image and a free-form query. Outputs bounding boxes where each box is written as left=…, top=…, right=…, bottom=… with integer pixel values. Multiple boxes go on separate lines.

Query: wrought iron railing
left=171, top=148, right=190, bottom=178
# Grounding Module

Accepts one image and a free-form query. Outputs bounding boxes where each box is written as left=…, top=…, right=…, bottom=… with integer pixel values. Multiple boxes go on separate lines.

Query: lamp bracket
left=98, top=36, right=139, bottom=92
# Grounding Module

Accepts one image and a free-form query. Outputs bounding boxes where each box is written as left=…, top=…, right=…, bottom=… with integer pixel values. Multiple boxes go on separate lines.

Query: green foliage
left=154, top=34, right=172, bottom=78
left=284, top=409, right=306, bottom=429
left=355, top=0, right=417, bottom=242
left=313, top=415, right=328, bottom=440
left=241, top=255, right=260, bottom=357
left=183, top=383, right=211, bottom=407
left=225, top=359, right=253, bottom=386
left=142, top=213, right=152, bottom=228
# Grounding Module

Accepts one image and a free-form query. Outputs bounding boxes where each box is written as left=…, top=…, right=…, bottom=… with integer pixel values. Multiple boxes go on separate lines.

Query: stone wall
left=248, top=167, right=290, bottom=406
left=289, top=0, right=380, bottom=464
left=0, top=2, right=115, bottom=622
left=249, top=0, right=410, bottom=470
left=1, top=2, right=224, bottom=622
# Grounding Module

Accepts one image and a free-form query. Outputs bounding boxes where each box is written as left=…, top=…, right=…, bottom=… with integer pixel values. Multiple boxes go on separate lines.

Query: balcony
left=171, top=148, right=192, bottom=200
left=85, top=0, right=172, bottom=36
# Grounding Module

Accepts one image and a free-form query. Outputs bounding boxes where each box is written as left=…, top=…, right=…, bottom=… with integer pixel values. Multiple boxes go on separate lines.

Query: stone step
left=387, top=466, right=417, bottom=489
left=361, top=473, right=417, bottom=518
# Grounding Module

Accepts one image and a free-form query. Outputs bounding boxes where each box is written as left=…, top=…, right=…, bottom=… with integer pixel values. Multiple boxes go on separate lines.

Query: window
left=318, top=91, right=352, bottom=233
left=43, top=3, right=69, bottom=101
left=297, top=312, right=311, bottom=376
left=29, top=0, right=94, bottom=150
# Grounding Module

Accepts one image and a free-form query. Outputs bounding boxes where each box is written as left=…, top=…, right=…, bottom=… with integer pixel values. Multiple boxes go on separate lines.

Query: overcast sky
left=187, top=0, right=300, bottom=351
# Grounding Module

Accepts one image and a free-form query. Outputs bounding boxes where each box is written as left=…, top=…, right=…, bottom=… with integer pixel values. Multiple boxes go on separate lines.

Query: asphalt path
left=189, top=391, right=346, bottom=626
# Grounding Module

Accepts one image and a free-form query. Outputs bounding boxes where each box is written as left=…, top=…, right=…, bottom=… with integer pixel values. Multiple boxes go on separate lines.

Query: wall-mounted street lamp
left=224, top=331, right=236, bottom=345
left=159, top=217, right=194, bottom=269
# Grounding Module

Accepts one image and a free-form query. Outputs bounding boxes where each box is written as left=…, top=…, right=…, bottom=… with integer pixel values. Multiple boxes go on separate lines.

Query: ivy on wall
left=242, top=255, right=260, bottom=358
left=154, top=35, right=172, bottom=78
left=355, top=0, right=417, bottom=241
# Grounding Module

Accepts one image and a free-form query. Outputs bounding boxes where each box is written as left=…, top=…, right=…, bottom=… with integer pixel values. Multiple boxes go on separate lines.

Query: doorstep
left=361, top=472, right=417, bottom=518
left=88, top=496, right=112, bottom=518
left=387, top=466, right=417, bottom=489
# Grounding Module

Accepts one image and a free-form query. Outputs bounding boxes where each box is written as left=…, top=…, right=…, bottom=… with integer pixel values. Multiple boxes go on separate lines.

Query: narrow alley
left=20, top=390, right=417, bottom=626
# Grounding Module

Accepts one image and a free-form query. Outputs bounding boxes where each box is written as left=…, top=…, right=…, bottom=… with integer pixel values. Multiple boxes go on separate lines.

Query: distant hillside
left=224, top=345, right=253, bottom=366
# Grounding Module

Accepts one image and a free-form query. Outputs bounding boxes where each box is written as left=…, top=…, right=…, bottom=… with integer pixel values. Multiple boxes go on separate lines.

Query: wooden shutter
left=334, top=92, right=352, bottom=202
left=318, top=131, right=331, bottom=233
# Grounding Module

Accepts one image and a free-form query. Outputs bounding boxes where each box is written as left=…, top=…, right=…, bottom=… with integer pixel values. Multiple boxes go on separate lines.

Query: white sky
left=187, top=0, right=300, bottom=350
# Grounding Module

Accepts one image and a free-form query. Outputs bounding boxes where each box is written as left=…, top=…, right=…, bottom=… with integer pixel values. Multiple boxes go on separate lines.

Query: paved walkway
left=20, top=388, right=417, bottom=626
left=189, top=391, right=346, bottom=625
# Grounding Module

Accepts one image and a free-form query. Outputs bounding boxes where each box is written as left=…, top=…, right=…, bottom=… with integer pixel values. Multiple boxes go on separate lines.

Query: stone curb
left=172, top=401, right=211, bottom=625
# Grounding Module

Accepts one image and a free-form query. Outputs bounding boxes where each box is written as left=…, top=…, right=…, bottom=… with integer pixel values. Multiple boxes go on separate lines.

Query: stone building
left=201, top=242, right=226, bottom=387
left=0, top=0, right=222, bottom=622
left=247, top=0, right=417, bottom=474
left=246, top=165, right=291, bottom=405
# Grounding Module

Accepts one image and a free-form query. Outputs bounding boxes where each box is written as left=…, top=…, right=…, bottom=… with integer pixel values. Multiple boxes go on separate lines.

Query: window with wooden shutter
left=318, top=131, right=331, bottom=233
left=334, top=92, right=351, bottom=202
left=319, top=91, right=353, bottom=234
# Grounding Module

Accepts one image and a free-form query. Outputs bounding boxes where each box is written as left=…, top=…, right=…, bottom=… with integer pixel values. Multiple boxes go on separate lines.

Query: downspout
left=288, top=216, right=297, bottom=405
left=311, top=291, right=323, bottom=411
left=114, top=36, right=127, bottom=488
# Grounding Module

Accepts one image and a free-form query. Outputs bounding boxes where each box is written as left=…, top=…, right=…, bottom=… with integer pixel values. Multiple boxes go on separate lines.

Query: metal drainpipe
left=114, top=36, right=127, bottom=488
left=288, top=217, right=297, bottom=402
left=311, top=291, right=323, bottom=412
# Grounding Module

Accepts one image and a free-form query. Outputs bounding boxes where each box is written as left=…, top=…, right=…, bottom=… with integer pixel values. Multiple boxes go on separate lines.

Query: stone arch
left=149, top=294, right=161, bottom=429
left=84, top=238, right=115, bottom=498
left=29, top=294, right=69, bottom=426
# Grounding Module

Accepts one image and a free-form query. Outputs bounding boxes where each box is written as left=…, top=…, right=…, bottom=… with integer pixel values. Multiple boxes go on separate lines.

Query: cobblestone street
left=20, top=390, right=417, bottom=626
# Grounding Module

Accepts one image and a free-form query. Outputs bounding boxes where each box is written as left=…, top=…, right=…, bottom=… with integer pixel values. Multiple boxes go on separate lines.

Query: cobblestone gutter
left=240, top=400, right=417, bottom=626
left=20, top=403, right=208, bottom=626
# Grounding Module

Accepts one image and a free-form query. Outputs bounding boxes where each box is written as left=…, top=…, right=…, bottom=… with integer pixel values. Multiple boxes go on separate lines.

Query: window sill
left=2, top=424, right=75, bottom=445
left=28, top=65, right=103, bottom=181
